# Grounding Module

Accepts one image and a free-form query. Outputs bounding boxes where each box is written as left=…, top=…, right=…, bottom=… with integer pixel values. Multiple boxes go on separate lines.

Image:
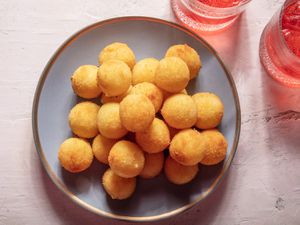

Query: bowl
left=32, top=16, right=241, bottom=222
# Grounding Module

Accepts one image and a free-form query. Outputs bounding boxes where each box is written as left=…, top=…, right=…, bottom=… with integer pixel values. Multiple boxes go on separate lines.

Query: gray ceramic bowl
left=32, top=17, right=241, bottom=222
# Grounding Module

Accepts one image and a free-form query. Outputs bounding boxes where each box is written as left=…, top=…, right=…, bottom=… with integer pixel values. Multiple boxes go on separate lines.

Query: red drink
left=171, top=0, right=251, bottom=32
left=282, top=1, right=300, bottom=57
left=197, top=0, right=241, bottom=8
left=259, top=0, right=300, bottom=88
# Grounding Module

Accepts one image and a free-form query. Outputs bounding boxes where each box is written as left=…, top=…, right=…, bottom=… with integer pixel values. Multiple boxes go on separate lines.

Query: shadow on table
left=259, top=63, right=300, bottom=152
left=200, top=13, right=247, bottom=72
left=260, top=64, right=300, bottom=113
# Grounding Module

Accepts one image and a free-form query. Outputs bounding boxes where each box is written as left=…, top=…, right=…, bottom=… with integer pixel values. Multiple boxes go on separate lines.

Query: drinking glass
left=171, top=0, right=252, bottom=32
left=259, top=0, right=300, bottom=88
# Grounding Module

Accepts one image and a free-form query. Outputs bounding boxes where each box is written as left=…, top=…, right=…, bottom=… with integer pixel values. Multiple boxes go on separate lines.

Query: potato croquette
left=135, top=118, right=170, bottom=153
left=92, top=134, right=118, bottom=164
left=71, top=65, right=101, bottom=99
left=69, top=102, right=99, bottom=138
left=119, top=94, right=155, bottom=132
left=130, top=82, right=163, bottom=113
left=108, top=140, right=145, bottom=178
left=102, top=168, right=136, bottom=200
left=192, top=92, right=224, bottom=129
left=97, top=103, right=128, bottom=139
left=99, top=42, right=136, bottom=69
left=58, top=138, right=93, bottom=173
left=164, top=156, right=198, bottom=185
left=161, top=94, right=197, bottom=129
left=165, top=44, right=201, bottom=80
left=201, top=129, right=228, bottom=166
left=97, top=60, right=132, bottom=97
left=140, top=152, right=164, bottom=179
left=132, top=58, right=159, bottom=85
left=100, top=86, right=132, bottom=104
left=169, top=129, right=207, bottom=166
left=155, top=57, right=189, bottom=93
left=161, top=88, right=187, bottom=101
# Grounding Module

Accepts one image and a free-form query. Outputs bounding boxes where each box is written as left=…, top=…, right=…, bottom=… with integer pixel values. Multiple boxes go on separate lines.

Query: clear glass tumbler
left=171, top=0, right=252, bottom=32
left=259, top=0, right=300, bottom=88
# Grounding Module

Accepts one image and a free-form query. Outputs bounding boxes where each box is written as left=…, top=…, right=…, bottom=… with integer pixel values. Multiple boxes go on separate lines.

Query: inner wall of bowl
left=37, top=19, right=237, bottom=217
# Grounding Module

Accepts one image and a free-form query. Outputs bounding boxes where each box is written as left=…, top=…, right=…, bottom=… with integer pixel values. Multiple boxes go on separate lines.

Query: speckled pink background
left=0, top=0, right=300, bottom=224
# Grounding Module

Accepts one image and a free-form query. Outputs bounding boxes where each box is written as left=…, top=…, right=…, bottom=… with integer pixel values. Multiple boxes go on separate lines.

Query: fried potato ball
left=108, top=140, right=145, bottom=178
left=169, top=129, right=207, bottom=166
left=119, top=94, right=155, bottom=132
left=102, top=168, right=136, bottom=200
left=165, top=44, right=201, bottom=80
left=164, top=156, right=198, bottom=185
left=161, top=94, right=197, bottom=129
left=200, top=129, right=228, bottom=166
left=97, top=103, right=128, bottom=139
left=69, top=102, right=99, bottom=138
left=92, top=134, right=118, bottom=164
left=100, top=86, right=132, bottom=104
left=58, top=138, right=93, bottom=173
left=155, top=57, right=189, bottom=93
left=97, top=59, right=132, bottom=97
left=135, top=118, right=170, bottom=153
left=71, top=65, right=102, bottom=99
left=130, top=82, right=163, bottom=113
left=161, top=88, right=187, bottom=101
left=98, top=42, right=136, bottom=69
left=140, top=152, right=164, bottom=179
left=192, top=92, right=224, bottom=129
left=132, top=58, right=159, bottom=85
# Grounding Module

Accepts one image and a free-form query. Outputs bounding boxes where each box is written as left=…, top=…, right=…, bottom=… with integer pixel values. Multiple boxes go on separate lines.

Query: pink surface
left=0, top=0, right=300, bottom=224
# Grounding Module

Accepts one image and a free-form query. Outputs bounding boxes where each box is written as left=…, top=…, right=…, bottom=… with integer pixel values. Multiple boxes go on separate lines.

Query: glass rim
left=179, top=0, right=252, bottom=18
left=192, top=0, right=252, bottom=10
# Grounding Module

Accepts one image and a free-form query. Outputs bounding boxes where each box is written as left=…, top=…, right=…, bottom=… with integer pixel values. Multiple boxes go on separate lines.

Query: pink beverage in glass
left=171, top=0, right=251, bottom=32
left=198, top=0, right=241, bottom=7
left=260, top=0, right=300, bottom=88
left=282, top=1, right=300, bottom=57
